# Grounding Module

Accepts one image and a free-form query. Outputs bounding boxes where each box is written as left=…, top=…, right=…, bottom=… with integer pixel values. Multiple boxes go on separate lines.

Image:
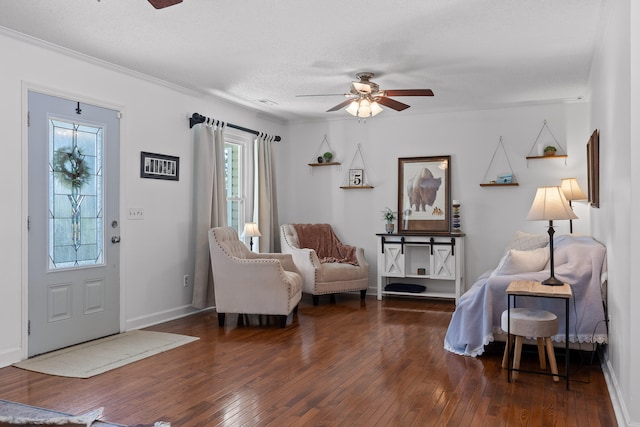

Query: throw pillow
left=506, top=230, right=549, bottom=251
left=490, top=247, right=550, bottom=277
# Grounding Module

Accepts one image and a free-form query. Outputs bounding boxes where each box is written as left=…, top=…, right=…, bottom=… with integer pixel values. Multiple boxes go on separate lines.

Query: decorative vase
left=385, top=223, right=394, bottom=234
left=452, top=200, right=461, bottom=234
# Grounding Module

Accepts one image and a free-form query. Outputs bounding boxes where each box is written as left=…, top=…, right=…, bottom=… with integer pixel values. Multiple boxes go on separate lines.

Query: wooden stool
left=501, top=308, right=559, bottom=382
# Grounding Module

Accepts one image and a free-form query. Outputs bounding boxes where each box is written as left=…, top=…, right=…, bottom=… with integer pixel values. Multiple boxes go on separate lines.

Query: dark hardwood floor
left=0, top=295, right=616, bottom=426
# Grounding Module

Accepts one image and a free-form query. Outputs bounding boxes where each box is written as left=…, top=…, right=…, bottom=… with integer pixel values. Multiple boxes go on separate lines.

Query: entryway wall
left=0, top=28, right=285, bottom=366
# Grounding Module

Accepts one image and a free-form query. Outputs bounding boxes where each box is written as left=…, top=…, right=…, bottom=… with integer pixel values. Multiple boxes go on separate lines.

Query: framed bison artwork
left=397, top=156, right=451, bottom=234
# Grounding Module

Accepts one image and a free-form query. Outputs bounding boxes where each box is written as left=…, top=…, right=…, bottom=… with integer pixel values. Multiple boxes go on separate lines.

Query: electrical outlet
left=183, top=275, right=189, bottom=287
left=128, top=208, right=144, bottom=220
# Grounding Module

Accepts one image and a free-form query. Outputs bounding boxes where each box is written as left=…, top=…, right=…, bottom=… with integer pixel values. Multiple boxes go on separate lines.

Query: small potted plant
left=382, top=207, right=397, bottom=234
left=543, top=145, right=557, bottom=156
left=322, top=151, right=333, bottom=163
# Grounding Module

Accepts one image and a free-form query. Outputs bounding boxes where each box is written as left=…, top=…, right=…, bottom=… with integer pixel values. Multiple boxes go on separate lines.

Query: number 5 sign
left=349, top=169, right=364, bottom=186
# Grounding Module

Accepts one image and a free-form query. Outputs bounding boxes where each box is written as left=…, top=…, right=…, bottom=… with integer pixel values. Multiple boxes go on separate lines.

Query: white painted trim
left=0, top=348, right=23, bottom=369
left=125, top=306, right=211, bottom=331
left=19, top=84, right=29, bottom=364
left=603, top=358, right=634, bottom=427
left=1, top=26, right=201, bottom=98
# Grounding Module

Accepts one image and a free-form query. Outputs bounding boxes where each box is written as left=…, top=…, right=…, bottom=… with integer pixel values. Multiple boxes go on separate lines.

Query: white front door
left=28, top=91, right=120, bottom=357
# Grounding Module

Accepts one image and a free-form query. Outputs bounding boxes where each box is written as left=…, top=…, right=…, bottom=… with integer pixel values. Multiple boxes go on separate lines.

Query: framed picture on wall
left=398, top=156, right=451, bottom=234
left=140, top=151, right=180, bottom=181
left=587, top=129, right=600, bottom=208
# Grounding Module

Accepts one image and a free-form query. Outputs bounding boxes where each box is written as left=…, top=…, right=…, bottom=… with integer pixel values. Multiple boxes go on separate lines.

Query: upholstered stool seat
left=501, top=308, right=560, bottom=381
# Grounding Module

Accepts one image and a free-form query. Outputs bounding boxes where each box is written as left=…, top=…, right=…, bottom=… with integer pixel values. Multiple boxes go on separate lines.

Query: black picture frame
left=140, top=151, right=180, bottom=181
left=398, top=156, right=451, bottom=234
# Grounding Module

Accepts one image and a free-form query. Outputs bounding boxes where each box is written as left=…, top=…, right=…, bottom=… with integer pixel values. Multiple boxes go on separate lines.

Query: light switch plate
left=128, top=208, right=144, bottom=220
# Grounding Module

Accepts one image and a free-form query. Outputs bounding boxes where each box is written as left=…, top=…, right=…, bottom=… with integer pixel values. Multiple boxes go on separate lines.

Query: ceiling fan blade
left=384, top=89, right=434, bottom=97
left=376, top=97, right=411, bottom=111
left=296, top=93, right=347, bottom=97
left=148, top=0, right=183, bottom=9
left=327, top=99, right=355, bottom=112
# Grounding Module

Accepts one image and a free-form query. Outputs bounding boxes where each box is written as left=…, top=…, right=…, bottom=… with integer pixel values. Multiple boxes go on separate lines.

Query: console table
left=376, top=233, right=465, bottom=302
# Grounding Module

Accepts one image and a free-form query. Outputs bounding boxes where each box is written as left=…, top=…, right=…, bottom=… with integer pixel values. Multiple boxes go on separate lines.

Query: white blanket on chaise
left=444, top=235, right=608, bottom=357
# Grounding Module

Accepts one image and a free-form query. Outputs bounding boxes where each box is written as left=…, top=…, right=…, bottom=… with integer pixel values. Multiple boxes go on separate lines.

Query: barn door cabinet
left=376, top=233, right=465, bottom=303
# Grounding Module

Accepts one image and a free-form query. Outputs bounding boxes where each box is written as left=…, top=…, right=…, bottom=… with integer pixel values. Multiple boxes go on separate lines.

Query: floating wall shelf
left=479, top=183, right=519, bottom=187
left=525, top=155, right=568, bottom=160
left=308, top=162, right=341, bottom=167
left=340, top=185, right=374, bottom=190
left=480, top=136, right=519, bottom=187
left=526, top=120, right=567, bottom=163
left=340, top=144, right=374, bottom=189
left=309, top=134, right=338, bottom=166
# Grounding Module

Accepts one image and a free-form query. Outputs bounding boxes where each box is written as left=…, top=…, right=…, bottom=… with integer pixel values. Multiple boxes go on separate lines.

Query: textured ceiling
left=0, top=0, right=610, bottom=122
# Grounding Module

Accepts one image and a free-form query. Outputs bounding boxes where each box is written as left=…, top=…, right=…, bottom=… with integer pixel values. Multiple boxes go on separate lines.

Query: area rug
left=0, top=399, right=170, bottom=426
left=12, top=330, right=198, bottom=379
left=0, top=399, right=117, bottom=426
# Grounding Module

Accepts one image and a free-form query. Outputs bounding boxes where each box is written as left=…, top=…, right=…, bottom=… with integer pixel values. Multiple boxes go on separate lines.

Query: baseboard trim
left=0, top=347, right=24, bottom=368
left=125, top=305, right=210, bottom=331
left=602, top=355, right=634, bottom=427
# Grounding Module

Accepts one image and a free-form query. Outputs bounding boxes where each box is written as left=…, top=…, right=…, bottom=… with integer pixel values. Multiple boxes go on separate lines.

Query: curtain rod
left=189, top=113, right=281, bottom=142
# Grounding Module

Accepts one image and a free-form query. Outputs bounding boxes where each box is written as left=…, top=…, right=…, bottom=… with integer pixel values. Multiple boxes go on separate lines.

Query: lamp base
left=541, top=276, right=565, bottom=286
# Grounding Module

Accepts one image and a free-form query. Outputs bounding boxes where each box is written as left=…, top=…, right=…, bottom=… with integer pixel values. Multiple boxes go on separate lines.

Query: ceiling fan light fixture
left=346, top=101, right=360, bottom=116
left=370, top=101, right=383, bottom=116
left=304, top=72, right=433, bottom=117
left=358, top=98, right=372, bottom=117
left=346, top=97, right=384, bottom=118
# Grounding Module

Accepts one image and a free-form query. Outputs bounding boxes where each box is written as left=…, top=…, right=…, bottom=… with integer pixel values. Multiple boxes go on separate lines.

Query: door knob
left=111, top=236, right=121, bottom=243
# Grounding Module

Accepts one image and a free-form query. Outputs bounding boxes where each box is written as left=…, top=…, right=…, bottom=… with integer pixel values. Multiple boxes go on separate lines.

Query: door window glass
left=48, top=118, right=104, bottom=269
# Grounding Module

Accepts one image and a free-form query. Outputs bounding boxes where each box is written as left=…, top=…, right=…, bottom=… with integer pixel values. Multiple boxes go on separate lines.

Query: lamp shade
left=242, top=222, right=262, bottom=238
left=526, top=186, right=578, bottom=221
left=560, top=178, right=587, bottom=201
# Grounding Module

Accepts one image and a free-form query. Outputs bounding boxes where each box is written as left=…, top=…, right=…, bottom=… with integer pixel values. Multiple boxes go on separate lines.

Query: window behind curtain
left=224, top=131, right=253, bottom=238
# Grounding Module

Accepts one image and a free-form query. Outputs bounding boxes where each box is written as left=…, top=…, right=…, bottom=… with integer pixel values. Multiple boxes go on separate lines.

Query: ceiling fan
left=298, top=72, right=434, bottom=118
left=148, top=0, right=182, bottom=9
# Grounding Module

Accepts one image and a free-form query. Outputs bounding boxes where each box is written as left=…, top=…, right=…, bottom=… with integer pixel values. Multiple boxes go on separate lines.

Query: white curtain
left=192, top=120, right=227, bottom=309
left=256, top=133, right=279, bottom=252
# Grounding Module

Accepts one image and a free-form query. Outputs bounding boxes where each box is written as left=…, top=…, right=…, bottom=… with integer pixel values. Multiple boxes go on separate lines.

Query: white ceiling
left=0, top=0, right=610, bottom=122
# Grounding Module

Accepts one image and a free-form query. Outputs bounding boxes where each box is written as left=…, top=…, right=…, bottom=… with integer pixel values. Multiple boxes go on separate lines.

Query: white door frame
left=20, top=81, right=127, bottom=359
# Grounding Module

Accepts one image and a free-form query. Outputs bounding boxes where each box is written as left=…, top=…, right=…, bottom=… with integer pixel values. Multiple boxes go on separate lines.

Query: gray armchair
left=208, top=227, right=302, bottom=328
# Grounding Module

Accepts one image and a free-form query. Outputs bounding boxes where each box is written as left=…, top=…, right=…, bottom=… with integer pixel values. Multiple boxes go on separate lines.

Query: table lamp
left=560, top=178, right=587, bottom=233
left=242, top=222, right=261, bottom=251
left=526, top=186, right=577, bottom=286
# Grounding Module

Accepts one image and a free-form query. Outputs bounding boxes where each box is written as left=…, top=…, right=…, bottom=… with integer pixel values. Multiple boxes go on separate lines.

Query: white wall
left=279, top=102, right=590, bottom=288
left=0, top=29, right=285, bottom=366
left=589, top=0, right=638, bottom=425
